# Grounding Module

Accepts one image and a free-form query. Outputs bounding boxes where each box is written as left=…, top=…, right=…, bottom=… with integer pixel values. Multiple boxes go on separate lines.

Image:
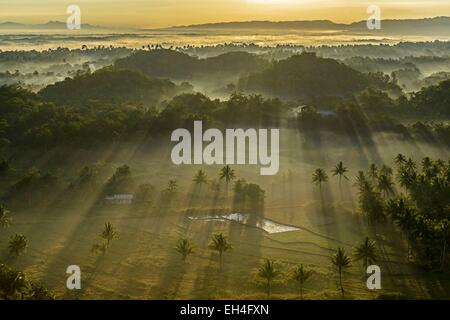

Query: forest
left=0, top=42, right=449, bottom=300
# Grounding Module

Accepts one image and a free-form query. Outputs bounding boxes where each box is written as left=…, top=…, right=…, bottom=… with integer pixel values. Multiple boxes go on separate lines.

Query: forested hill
left=239, top=52, right=401, bottom=99
left=114, top=50, right=268, bottom=79
left=39, top=68, right=193, bottom=107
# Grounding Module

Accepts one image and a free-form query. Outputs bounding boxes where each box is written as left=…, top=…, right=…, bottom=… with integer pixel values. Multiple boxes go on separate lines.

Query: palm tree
left=421, top=157, right=432, bottom=173
left=377, top=174, right=394, bottom=198
left=379, top=165, right=393, bottom=178
left=175, top=238, right=194, bottom=261
left=101, top=222, right=119, bottom=246
left=354, top=171, right=368, bottom=191
left=331, top=161, right=349, bottom=187
left=291, top=264, right=313, bottom=299
left=434, top=219, right=450, bottom=270
left=312, top=168, right=328, bottom=192
left=405, top=158, right=416, bottom=172
left=193, top=169, right=208, bottom=185
left=368, top=164, right=378, bottom=182
left=257, top=259, right=280, bottom=299
left=219, top=165, right=235, bottom=197
left=0, top=205, right=11, bottom=228
left=8, top=233, right=28, bottom=256
left=0, top=265, right=28, bottom=299
left=331, top=247, right=351, bottom=297
left=208, top=233, right=233, bottom=270
left=353, top=237, right=378, bottom=273
left=394, top=153, right=407, bottom=167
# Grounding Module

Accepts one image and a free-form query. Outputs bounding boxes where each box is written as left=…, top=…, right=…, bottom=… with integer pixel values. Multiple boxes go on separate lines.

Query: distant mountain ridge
left=0, top=21, right=102, bottom=29
left=167, top=16, right=450, bottom=35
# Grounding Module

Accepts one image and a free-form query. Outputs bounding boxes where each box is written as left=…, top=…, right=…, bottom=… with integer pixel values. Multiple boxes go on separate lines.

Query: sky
left=0, top=0, right=449, bottom=28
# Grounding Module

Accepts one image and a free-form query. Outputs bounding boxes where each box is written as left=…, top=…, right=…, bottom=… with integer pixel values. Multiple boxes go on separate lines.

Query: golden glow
left=0, top=0, right=449, bottom=28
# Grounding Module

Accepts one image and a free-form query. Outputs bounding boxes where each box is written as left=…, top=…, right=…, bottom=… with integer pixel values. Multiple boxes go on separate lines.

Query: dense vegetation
left=239, top=52, right=402, bottom=99
left=115, top=50, right=268, bottom=80
left=40, top=68, right=192, bottom=107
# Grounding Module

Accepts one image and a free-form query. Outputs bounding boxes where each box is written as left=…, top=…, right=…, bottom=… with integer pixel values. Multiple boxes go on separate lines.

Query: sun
left=248, top=0, right=297, bottom=4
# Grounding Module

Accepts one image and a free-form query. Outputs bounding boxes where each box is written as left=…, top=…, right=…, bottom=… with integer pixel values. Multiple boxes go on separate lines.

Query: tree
left=193, top=169, right=208, bottom=185
left=377, top=174, right=394, bottom=198
left=0, top=205, right=11, bottom=228
left=175, top=238, right=194, bottom=261
left=312, top=168, right=328, bottom=192
left=405, top=158, right=416, bottom=172
left=257, top=259, right=280, bottom=299
left=434, top=219, right=450, bottom=270
left=368, top=164, right=378, bottom=182
left=219, top=165, right=235, bottom=197
left=208, top=233, right=233, bottom=270
left=8, top=233, right=28, bottom=257
left=394, top=153, right=407, bottom=167
left=331, top=247, right=351, bottom=297
left=0, top=264, right=28, bottom=299
left=353, top=237, right=378, bottom=273
left=331, top=161, right=349, bottom=187
left=387, top=199, right=417, bottom=261
left=379, top=165, right=393, bottom=178
left=101, top=222, right=119, bottom=246
left=291, top=264, right=313, bottom=299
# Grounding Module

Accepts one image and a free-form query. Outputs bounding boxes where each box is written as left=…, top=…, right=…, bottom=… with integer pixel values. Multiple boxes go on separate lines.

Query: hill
left=39, top=68, right=192, bottom=107
left=166, top=16, right=450, bottom=35
left=114, top=50, right=268, bottom=80
left=0, top=20, right=101, bottom=29
left=238, top=52, right=399, bottom=99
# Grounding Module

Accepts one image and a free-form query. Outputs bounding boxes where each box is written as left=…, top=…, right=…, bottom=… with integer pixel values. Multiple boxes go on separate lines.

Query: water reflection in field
left=188, top=212, right=301, bottom=234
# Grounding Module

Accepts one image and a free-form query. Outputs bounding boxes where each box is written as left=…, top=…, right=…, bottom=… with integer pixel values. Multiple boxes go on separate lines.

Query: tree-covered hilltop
left=114, top=49, right=268, bottom=80
left=0, top=77, right=449, bottom=150
left=39, top=68, right=193, bottom=107
left=409, top=79, right=450, bottom=116
left=0, top=85, right=157, bottom=148
left=238, top=52, right=402, bottom=99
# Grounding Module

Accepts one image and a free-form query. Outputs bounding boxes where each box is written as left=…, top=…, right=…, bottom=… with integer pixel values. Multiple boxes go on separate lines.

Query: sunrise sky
left=0, top=0, right=449, bottom=28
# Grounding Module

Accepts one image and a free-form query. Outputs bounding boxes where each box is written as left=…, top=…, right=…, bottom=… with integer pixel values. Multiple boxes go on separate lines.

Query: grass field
left=1, top=129, right=449, bottom=300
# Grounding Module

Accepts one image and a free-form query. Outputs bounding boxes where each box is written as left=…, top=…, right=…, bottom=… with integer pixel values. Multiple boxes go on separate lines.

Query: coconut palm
left=0, top=265, right=28, bottom=299
left=421, top=157, right=432, bottom=173
left=396, top=167, right=415, bottom=191
left=331, top=247, right=351, bottom=297
left=312, top=168, right=328, bottom=192
left=353, top=237, right=378, bottom=273
left=0, top=205, right=11, bottom=228
left=175, top=238, right=194, bottom=261
left=376, top=174, right=394, bottom=198
left=291, top=264, right=313, bottom=299
left=257, top=259, right=280, bottom=299
left=331, top=161, right=349, bottom=187
left=193, top=169, right=208, bottom=185
left=208, top=233, right=233, bottom=270
left=394, top=153, right=407, bottom=167
left=379, top=165, right=393, bottom=178
left=219, top=165, right=235, bottom=197
left=8, top=233, right=28, bottom=257
left=367, top=164, right=378, bottom=181
left=388, top=203, right=416, bottom=261
left=405, top=158, right=416, bottom=172
left=434, top=219, right=450, bottom=270
left=101, top=222, right=119, bottom=246
left=354, top=171, right=368, bottom=191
